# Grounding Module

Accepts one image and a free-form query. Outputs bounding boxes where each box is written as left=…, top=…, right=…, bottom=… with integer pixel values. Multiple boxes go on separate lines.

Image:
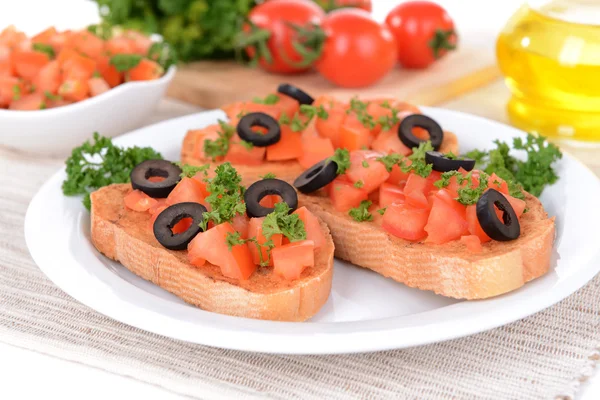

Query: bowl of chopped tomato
left=0, top=26, right=176, bottom=155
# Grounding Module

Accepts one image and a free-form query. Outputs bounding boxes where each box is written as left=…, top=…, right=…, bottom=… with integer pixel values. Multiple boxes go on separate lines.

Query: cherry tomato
left=316, top=9, right=397, bottom=87
left=314, top=0, right=372, bottom=12
left=385, top=1, right=457, bottom=69
left=243, top=0, right=326, bottom=74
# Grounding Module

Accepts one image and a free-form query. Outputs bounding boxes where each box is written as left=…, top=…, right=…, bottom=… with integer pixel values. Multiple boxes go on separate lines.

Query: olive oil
left=496, top=1, right=600, bottom=141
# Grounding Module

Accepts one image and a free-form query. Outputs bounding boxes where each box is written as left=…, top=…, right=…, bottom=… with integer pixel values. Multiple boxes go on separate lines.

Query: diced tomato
left=466, top=204, right=491, bottom=243
left=187, top=222, right=256, bottom=280
left=48, top=30, right=72, bottom=54
left=404, top=173, right=430, bottom=209
left=46, top=98, right=73, bottom=108
left=298, top=136, right=335, bottom=169
left=166, top=177, right=207, bottom=206
left=191, top=124, right=221, bottom=159
left=266, top=126, right=303, bottom=161
left=88, top=77, right=110, bottom=97
left=0, top=26, right=27, bottom=49
left=329, top=176, right=369, bottom=212
left=124, top=190, right=158, bottom=212
left=366, top=101, right=393, bottom=135
left=259, top=194, right=281, bottom=208
left=433, top=189, right=466, bottom=218
left=382, top=203, right=429, bottom=241
left=501, top=192, right=526, bottom=218
left=487, top=173, right=509, bottom=195
left=61, top=51, right=96, bottom=80
left=169, top=218, right=192, bottom=234
left=224, top=138, right=266, bottom=165
left=379, top=182, right=405, bottom=208
left=272, top=240, right=315, bottom=281
left=123, top=30, right=153, bottom=55
left=345, top=150, right=390, bottom=193
left=96, top=55, right=122, bottom=87
left=126, top=59, right=163, bottom=81
left=58, top=79, right=89, bottom=102
left=340, top=113, right=373, bottom=151
left=314, top=95, right=345, bottom=148
left=386, top=161, right=410, bottom=185
left=68, top=30, right=104, bottom=59
left=224, top=101, right=282, bottom=126
left=461, top=235, right=483, bottom=253
left=33, top=60, right=61, bottom=94
left=148, top=198, right=167, bottom=215
left=0, top=76, right=22, bottom=106
left=231, top=214, right=249, bottom=239
left=9, top=92, right=46, bottom=110
left=13, top=50, right=49, bottom=80
left=105, top=37, right=136, bottom=55
left=191, top=172, right=210, bottom=197
left=247, top=217, right=283, bottom=265
left=293, top=207, right=326, bottom=249
left=273, top=93, right=299, bottom=118
left=31, top=27, right=57, bottom=45
left=371, top=127, right=412, bottom=155
left=424, top=192, right=469, bottom=244
left=0, top=47, right=14, bottom=77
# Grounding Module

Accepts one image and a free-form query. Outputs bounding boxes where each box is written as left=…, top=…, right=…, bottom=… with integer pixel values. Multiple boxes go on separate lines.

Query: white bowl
left=0, top=65, right=176, bottom=156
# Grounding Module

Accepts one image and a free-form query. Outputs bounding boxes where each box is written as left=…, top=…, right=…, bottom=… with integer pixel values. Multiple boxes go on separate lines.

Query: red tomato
left=231, top=214, right=250, bottom=239
left=171, top=218, right=193, bottom=235
left=466, top=204, right=491, bottom=243
left=266, top=126, right=303, bottom=161
left=501, top=192, right=526, bottom=218
left=13, top=50, right=49, bottom=80
left=58, top=79, right=89, bottom=102
left=272, top=240, right=315, bottom=280
left=316, top=9, right=397, bottom=87
left=385, top=1, right=457, bottom=69
left=124, top=190, right=158, bottom=212
left=371, top=127, right=412, bottom=155
left=33, top=60, right=61, bottom=94
left=329, top=176, right=369, bottom=212
left=247, top=217, right=283, bottom=265
left=126, top=59, right=163, bottom=81
left=223, top=101, right=282, bottom=126
left=191, top=124, right=222, bottom=160
left=379, top=182, right=405, bottom=208
left=345, top=150, right=390, bottom=193
left=244, top=0, right=326, bottom=74
left=404, top=173, right=430, bottom=209
left=314, top=95, right=346, bottom=147
left=386, top=162, right=411, bottom=185
left=487, top=173, right=509, bottom=195
left=61, top=51, right=97, bottom=80
left=274, top=93, right=300, bottom=118
left=96, top=56, right=122, bottom=88
left=424, top=191, right=469, bottom=244
left=187, top=222, right=256, bottom=280
left=68, top=30, right=105, bottom=59
left=314, top=0, right=372, bottom=12
left=9, top=92, right=46, bottom=110
left=298, top=136, right=335, bottom=169
left=382, top=203, right=428, bottom=241
left=340, top=113, right=373, bottom=151
left=224, top=139, right=266, bottom=166
left=461, top=235, right=483, bottom=253
left=166, top=177, right=207, bottom=206
left=293, top=207, right=326, bottom=249
left=88, top=77, right=110, bottom=97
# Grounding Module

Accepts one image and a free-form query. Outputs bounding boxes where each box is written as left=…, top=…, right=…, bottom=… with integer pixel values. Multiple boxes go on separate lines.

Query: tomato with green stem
left=385, top=1, right=457, bottom=69
left=236, top=0, right=326, bottom=74
left=315, top=9, right=397, bottom=87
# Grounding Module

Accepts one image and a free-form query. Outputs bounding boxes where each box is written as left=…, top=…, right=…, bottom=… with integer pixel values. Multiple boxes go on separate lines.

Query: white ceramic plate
left=25, top=108, right=600, bottom=354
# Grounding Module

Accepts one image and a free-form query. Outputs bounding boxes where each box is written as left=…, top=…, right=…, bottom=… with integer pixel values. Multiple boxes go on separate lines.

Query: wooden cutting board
left=167, top=44, right=500, bottom=109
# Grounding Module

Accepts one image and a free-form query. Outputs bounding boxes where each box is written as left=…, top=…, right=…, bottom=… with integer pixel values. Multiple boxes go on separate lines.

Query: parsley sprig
left=203, top=121, right=235, bottom=160
left=176, top=163, right=209, bottom=179
left=262, top=202, right=306, bottom=243
left=252, top=94, right=279, bottom=105
left=109, top=54, right=142, bottom=72
left=349, top=200, right=373, bottom=222
left=401, top=141, right=434, bottom=177
left=32, top=43, right=55, bottom=58
left=328, top=148, right=351, bottom=175
left=62, top=132, right=162, bottom=210
left=347, top=97, right=376, bottom=129
left=200, top=163, right=246, bottom=230
left=282, top=104, right=328, bottom=132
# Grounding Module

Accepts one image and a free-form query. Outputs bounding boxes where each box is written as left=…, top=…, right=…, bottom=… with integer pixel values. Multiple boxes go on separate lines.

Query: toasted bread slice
left=298, top=191, right=555, bottom=300
left=90, top=184, right=335, bottom=321
left=180, top=129, right=460, bottom=183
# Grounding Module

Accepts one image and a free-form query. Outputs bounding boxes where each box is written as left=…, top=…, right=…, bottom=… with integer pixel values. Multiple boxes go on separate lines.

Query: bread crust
left=90, top=184, right=335, bottom=321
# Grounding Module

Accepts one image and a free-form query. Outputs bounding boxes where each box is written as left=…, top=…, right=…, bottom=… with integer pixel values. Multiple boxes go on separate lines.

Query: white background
left=1, top=0, right=598, bottom=399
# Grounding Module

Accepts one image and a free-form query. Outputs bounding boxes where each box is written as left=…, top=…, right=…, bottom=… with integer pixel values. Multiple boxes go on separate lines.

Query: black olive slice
left=237, top=112, right=281, bottom=147
left=294, top=159, right=337, bottom=194
left=476, top=189, right=520, bottom=241
left=277, top=83, right=315, bottom=105
left=425, top=151, right=476, bottom=172
left=130, top=159, right=182, bottom=198
left=245, top=179, right=298, bottom=218
left=153, top=202, right=207, bottom=250
left=398, top=114, right=444, bottom=151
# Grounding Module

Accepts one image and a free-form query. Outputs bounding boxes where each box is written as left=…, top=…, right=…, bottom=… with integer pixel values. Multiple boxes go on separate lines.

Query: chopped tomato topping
left=386, top=161, right=411, bottom=185
left=487, top=173, right=509, bottom=195
left=124, top=189, right=158, bottom=212
left=96, top=55, right=122, bottom=88
left=247, top=217, right=283, bottom=265
left=105, top=37, right=136, bottom=55
left=9, top=92, right=46, bottom=110
left=68, top=30, right=104, bottom=59
left=298, top=137, right=335, bottom=169
left=382, top=203, right=429, bottom=241
left=266, top=126, right=303, bottom=161
left=166, top=177, right=207, bottom=206
left=224, top=138, right=266, bottom=166
left=339, top=113, right=373, bottom=151
left=231, top=214, right=250, bottom=239
left=61, top=51, right=97, bottom=80
left=13, top=50, right=49, bottom=80
left=273, top=93, right=299, bottom=118
left=424, top=191, right=469, bottom=244
left=126, top=59, right=163, bottom=81
left=379, top=182, right=405, bottom=208
left=223, top=101, right=281, bottom=126
left=88, top=77, right=110, bottom=97
left=58, top=79, right=89, bottom=102
left=272, top=240, right=315, bottom=281
left=314, top=95, right=345, bottom=148
left=461, top=235, right=483, bottom=253
left=329, top=175, right=369, bottom=212
left=258, top=194, right=281, bottom=208
left=33, top=60, right=61, bottom=94
left=466, top=204, right=491, bottom=243
left=293, top=207, right=326, bottom=249
left=171, top=217, right=193, bottom=234
left=187, top=222, right=256, bottom=280
left=191, top=124, right=222, bottom=160
left=345, top=150, right=390, bottom=193
left=501, top=192, right=526, bottom=218
left=371, top=127, right=412, bottom=155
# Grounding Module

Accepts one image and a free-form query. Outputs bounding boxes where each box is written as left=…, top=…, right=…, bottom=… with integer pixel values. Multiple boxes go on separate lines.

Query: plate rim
left=24, top=107, right=600, bottom=354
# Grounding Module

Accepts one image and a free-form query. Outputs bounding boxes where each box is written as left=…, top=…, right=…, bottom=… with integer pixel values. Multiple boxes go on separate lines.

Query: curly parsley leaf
left=262, top=202, right=306, bottom=242
left=376, top=153, right=403, bottom=172
left=347, top=97, right=376, bottom=129
left=32, top=43, right=55, bottom=58
left=328, top=148, right=351, bottom=175
left=225, top=231, right=246, bottom=251
left=253, top=94, right=279, bottom=105
left=203, top=120, right=235, bottom=160
left=201, top=162, right=246, bottom=230
left=401, top=141, right=434, bottom=177
left=239, top=140, right=254, bottom=150
left=176, top=163, right=209, bottom=179
left=260, top=172, right=276, bottom=179
left=354, top=180, right=364, bottom=188
left=62, top=132, right=162, bottom=210
left=376, top=207, right=387, bottom=216
left=110, top=54, right=142, bottom=72
left=349, top=200, right=373, bottom=222
left=12, top=85, right=21, bottom=100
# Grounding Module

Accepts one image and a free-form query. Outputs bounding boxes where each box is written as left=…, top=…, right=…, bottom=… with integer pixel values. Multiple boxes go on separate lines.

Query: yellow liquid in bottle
left=496, top=1, right=600, bottom=141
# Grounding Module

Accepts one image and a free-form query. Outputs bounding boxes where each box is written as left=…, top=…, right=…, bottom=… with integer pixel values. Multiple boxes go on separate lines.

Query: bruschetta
left=90, top=160, right=335, bottom=321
